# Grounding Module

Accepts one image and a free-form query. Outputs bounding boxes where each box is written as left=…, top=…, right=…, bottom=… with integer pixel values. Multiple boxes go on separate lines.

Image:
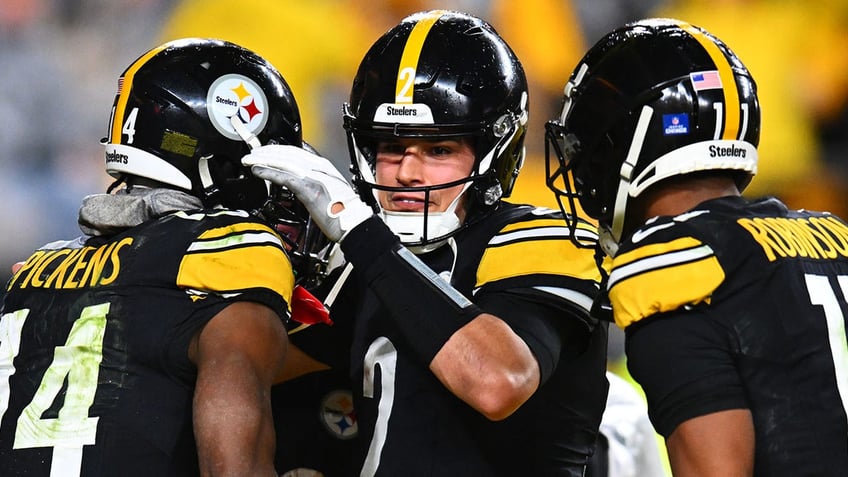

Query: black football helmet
left=343, top=10, right=529, bottom=250
left=103, top=38, right=302, bottom=211
left=545, top=18, right=760, bottom=256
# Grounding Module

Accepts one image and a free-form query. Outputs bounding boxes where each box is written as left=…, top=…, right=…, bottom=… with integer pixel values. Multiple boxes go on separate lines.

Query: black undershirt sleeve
left=341, top=216, right=484, bottom=365
left=477, top=289, right=592, bottom=384
left=625, top=308, right=748, bottom=437
left=342, top=217, right=594, bottom=382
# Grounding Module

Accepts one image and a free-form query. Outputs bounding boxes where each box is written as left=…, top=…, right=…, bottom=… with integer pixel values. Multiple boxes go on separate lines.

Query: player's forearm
left=341, top=217, right=540, bottom=418
left=193, top=369, right=278, bottom=477
left=431, top=314, right=541, bottom=420
left=341, top=216, right=483, bottom=364
left=666, top=409, right=755, bottom=477
left=190, top=302, right=287, bottom=476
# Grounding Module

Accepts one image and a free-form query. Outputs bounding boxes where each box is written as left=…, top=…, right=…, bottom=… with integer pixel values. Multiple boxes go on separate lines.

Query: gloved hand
left=242, top=144, right=373, bottom=242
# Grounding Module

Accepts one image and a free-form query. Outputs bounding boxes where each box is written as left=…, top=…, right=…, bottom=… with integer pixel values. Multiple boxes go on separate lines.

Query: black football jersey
left=269, top=260, right=359, bottom=477
left=271, top=368, right=358, bottom=476
left=0, top=209, right=293, bottom=476
left=303, top=203, right=609, bottom=476
left=614, top=196, right=848, bottom=476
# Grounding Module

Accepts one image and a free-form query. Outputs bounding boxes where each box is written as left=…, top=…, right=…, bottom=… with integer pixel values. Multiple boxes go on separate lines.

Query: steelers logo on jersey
left=319, top=389, right=358, bottom=440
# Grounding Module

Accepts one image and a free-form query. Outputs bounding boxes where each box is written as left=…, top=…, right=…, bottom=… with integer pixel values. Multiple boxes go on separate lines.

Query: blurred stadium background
left=2, top=0, right=847, bottom=426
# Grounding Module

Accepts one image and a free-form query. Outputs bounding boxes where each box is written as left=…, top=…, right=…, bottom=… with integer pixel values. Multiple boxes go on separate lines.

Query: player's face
left=374, top=137, right=475, bottom=221
left=274, top=223, right=301, bottom=252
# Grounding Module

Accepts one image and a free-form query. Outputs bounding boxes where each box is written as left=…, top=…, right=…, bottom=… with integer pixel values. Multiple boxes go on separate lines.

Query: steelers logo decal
left=319, top=389, right=358, bottom=440
left=207, top=73, right=268, bottom=140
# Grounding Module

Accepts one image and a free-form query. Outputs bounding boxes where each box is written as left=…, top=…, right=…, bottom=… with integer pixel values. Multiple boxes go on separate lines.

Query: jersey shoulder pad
left=610, top=211, right=725, bottom=329
left=475, top=205, right=600, bottom=289
left=171, top=209, right=294, bottom=306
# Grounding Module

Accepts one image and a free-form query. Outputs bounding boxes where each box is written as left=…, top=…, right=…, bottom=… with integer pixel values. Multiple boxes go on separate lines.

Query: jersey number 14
left=0, top=303, right=108, bottom=477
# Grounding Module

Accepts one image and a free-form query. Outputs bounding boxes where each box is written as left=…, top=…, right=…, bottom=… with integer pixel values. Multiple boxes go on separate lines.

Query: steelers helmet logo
left=207, top=73, right=269, bottom=140
left=319, top=389, right=358, bottom=440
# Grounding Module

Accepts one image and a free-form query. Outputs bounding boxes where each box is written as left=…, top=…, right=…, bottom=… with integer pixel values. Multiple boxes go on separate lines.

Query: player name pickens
left=8, top=238, right=134, bottom=290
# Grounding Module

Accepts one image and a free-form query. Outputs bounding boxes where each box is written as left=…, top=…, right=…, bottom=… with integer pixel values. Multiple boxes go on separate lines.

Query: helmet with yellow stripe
left=343, top=10, right=529, bottom=248
left=545, top=18, right=760, bottom=251
left=103, top=38, right=302, bottom=210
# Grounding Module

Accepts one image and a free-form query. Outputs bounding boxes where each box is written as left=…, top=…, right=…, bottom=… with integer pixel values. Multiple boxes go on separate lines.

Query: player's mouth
left=387, top=193, right=431, bottom=212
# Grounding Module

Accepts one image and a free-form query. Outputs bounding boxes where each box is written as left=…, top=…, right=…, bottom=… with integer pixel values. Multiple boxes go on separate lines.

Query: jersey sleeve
left=608, top=219, right=725, bottom=329
left=625, top=307, right=749, bottom=437
left=474, top=213, right=603, bottom=381
left=176, top=218, right=295, bottom=318
left=612, top=215, right=746, bottom=436
left=474, top=215, right=601, bottom=317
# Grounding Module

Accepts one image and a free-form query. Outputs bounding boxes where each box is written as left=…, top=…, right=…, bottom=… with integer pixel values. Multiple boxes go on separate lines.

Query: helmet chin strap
left=381, top=181, right=471, bottom=254
left=198, top=155, right=215, bottom=191
left=198, top=117, right=268, bottom=208
left=230, top=115, right=262, bottom=150
left=597, top=226, right=620, bottom=258
left=606, top=105, right=654, bottom=257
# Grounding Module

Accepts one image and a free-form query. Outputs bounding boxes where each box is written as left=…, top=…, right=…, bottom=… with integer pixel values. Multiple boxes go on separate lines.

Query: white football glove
left=242, top=144, right=373, bottom=242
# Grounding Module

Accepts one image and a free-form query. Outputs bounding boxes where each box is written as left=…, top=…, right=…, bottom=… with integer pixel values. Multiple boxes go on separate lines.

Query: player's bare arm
left=190, top=301, right=288, bottom=477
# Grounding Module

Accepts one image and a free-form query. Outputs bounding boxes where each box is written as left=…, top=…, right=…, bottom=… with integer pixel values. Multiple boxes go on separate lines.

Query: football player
left=244, top=10, right=609, bottom=476
left=1, top=38, right=304, bottom=476
left=546, top=18, right=848, bottom=476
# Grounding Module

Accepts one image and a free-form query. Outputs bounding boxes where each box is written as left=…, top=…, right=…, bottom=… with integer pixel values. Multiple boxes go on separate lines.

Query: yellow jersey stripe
left=499, top=217, right=579, bottom=232
left=497, top=215, right=598, bottom=242
left=477, top=238, right=599, bottom=287
left=490, top=225, right=571, bottom=246
left=679, top=21, right=740, bottom=140
left=609, top=250, right=723, bottom=328
left=609, top=243, right=714, bottom=287
left=395, top=10, right=446, bottom=103
left=613, top=236, right=704, bottom=268
left=110, top=43, right=170, bottom=144
left=187, top=230, right=282, bottom=253
left=177, top=244, right=294, bottom=307
left=500, top=218, right=563, bottom=231
left=191, top=222, right=283, bottom=252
